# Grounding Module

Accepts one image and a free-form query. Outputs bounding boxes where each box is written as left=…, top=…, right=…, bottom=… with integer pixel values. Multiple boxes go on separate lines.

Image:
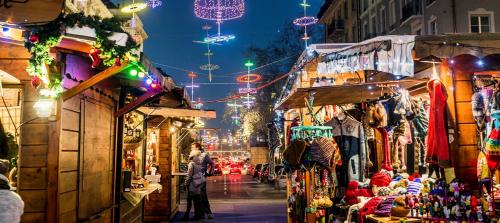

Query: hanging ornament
left=31, top=76, right=41, bottom=88
left=146, top=0, right=162, bottom=8
left=114, top=57, right=121, bottom=66
left=194, top=0, right=244, bottom=44
left=89, top=48, right=101, bottom=68
left=28, top=34, right=39, bottom=43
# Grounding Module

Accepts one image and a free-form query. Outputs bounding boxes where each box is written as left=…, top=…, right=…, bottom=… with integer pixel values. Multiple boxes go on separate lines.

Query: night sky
left=139, top=0, right=323, bottom=130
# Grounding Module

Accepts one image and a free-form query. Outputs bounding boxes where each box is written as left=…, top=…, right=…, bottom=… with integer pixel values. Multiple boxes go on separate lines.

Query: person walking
left=182, top=151, right=205, bottom=221
left=0, top=159, right=24, bottom=223
left=191, top=142, right=215, bottom=219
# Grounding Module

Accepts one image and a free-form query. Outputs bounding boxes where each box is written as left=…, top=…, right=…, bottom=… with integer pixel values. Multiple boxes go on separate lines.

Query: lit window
left=470, top=15, right=490, bottom=33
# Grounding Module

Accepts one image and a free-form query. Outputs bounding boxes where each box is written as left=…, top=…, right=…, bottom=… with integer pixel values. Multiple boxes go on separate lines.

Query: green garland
left=24, top=13, right=140, bottom=96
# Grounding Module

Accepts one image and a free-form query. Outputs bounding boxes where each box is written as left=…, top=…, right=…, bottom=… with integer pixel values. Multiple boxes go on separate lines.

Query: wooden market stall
left=276, top=34, right=500, bottom=223
left=0, top=9, right=202, bottom=223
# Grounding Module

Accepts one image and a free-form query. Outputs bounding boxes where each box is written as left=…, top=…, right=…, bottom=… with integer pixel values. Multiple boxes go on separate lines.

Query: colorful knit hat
left=486, top=110, right=500, bottom=155
left=374, top=196, right=397, bottom=217
left=370, top=171, right=392, bottom=187
left=406, top=180, right=423, bottom=195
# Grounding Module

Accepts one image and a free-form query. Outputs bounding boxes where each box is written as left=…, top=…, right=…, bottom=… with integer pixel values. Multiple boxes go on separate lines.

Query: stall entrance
left=60, top=91, right=116, bottom=222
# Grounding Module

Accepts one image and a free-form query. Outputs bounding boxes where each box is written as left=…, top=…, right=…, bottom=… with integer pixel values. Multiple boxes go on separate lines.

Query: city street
left=172, top=174, right=287, bottom=223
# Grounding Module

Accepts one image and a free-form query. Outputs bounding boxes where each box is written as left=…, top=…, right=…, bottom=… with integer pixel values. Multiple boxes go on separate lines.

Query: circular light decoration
left=236, top=73, right=262, bottom=83
left=293, top=16, right=318, bottom=27
left=146, top=0, right=162, bottom=8
left=121, top=2, right=147, bottom=13
left=194, top=0, right=245, bottom=21
left=204, top=34, right=235, bottom=43
left=200, top=64, right=220, bottom=71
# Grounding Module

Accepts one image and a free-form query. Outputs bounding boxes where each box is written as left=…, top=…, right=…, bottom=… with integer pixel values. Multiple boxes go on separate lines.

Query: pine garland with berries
left=24, top=13, right=140, bottom=97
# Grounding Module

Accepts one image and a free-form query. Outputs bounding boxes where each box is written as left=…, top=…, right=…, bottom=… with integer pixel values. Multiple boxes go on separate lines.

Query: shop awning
left=276, top=79, right=427, bottom=110
left=137, top=107, right=216, bottom=119
left=414, top=33, right=500, bottom=59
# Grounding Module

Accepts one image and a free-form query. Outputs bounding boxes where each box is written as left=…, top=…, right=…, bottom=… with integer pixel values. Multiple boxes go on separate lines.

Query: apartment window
left=470, top=15, right=491, bottom=33
left=428, top=17, right=438, bottom=35
left=380, top=8, right=386, bottom=33
left=389, top=0, right=396, bottom=26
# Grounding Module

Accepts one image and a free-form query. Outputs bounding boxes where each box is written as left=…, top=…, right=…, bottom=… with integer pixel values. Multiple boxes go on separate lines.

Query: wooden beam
left=62, top=62, right=130, bottom=101
left=138, top=107, right=217, bottom=119
left=114, top=90, right=166, bottom=117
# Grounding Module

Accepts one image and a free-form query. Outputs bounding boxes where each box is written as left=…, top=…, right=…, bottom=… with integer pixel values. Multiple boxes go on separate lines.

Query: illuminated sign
left=0, top=0, right=64, bottom=24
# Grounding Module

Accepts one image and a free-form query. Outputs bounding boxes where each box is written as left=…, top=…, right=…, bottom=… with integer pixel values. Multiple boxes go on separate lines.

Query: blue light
left=477, top=59, right=484, bottom=67
left=146, top=78, right=153, bottom=85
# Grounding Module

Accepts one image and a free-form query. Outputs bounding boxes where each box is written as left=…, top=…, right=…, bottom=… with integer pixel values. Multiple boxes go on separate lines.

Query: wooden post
left=47, top=98, right=62, bottom=223
left=113, top=87, right=127, bottom=223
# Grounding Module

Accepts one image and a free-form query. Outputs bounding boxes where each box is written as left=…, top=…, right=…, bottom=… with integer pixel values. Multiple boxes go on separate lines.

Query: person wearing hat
left=0, top=159, right=24, bottom=223
left=182, top=150, right=204, bottom=221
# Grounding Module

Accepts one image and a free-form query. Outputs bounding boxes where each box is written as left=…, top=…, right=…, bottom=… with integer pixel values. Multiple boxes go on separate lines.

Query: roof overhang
left=137, top=107, right=216, bottom=119
left=276, top=79, right=427, bottom=110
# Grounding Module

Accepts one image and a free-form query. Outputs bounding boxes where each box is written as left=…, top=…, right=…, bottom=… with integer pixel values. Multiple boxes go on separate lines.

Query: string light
left=477, top=59, right=484, bottom=67
left=129, top=69, right=138, bottom=76
left=138, top=71, right=146, bottom=78
left=146, top=78, right=153, bottom=85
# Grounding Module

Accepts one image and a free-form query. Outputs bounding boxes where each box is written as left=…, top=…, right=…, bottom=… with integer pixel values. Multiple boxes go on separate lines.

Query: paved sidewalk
left=171, top=199, right=287, bottom=223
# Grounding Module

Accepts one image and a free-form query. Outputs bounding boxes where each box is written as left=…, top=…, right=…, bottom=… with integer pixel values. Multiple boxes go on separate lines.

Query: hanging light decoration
left=121, top=2, right=147, bottom=13
left=194, top=0, right=245, bottom=21
left=121, top=0, right=147, bottom=29
left=146, top=0, right=162, bottom=8
left=294, top=0, right=318, bottom=47
left=194, top=0, right=245, bottom=43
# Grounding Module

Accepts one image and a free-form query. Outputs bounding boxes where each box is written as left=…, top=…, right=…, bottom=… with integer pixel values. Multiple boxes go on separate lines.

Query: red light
left=151, top=83, right=158, bottom=89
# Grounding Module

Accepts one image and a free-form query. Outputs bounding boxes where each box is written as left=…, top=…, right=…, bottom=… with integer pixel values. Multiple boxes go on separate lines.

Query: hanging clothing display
left=486, top=111, right=500, bottom=171
left=425, top=79, right=450, bottom=167
left=377, top=128, right=393, bottom=171
left=328, top=115, right=367, bottom=184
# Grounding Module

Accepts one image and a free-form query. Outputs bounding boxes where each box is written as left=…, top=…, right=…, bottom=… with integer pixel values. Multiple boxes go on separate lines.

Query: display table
left=123, top=183, right=162, bottom=206
left=366, top=215, right=422, bottom=223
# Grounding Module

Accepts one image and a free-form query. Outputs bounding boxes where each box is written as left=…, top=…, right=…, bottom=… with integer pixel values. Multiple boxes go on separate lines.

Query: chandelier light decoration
left=293, top=0, right=318, bottom=47
left=121, top=0, right=148, bottom=28
left=194, top=0, right=245, bottom=43
left=194, top=25, right=222, bottom=82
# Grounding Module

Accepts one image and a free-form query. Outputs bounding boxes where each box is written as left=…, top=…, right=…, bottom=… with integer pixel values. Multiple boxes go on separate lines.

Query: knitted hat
left=283, top=140, right=308, bottom=169
left=359, top=197, right=384, bottom=223
left=345, top=181, right=360, bottom=205
left=370, top=171, right=391, bottom=187
left=374, top=196, right=397, bottom=217
left=406, top=180, right=423, bottom=195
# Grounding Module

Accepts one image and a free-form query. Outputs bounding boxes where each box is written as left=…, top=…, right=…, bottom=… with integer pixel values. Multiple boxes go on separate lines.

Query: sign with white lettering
left=0, top=0, right=64, bottom=24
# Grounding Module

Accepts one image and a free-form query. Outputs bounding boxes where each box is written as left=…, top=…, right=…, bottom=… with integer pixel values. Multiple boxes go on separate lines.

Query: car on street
left=274, top=168, right=287, bottom=190
left=214, top=163, right=222, bottom=175
left=258, top=164, right=269, bottom=183
left=230, top=164, right=241, bottom=174
left=252, top=164, right=262, bottom=178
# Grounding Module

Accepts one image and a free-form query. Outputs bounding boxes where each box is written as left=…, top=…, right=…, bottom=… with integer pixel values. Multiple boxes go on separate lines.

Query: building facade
left=318, top=0, right=500, bottom=43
